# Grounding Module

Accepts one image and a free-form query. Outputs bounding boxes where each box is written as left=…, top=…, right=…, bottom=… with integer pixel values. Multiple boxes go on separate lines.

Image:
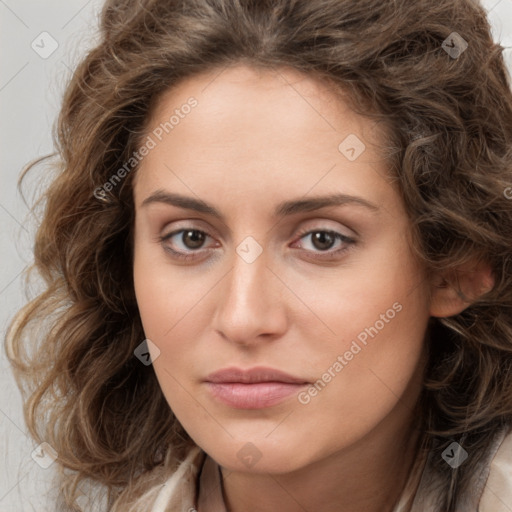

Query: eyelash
left=158, top=226, right=356, bottom=262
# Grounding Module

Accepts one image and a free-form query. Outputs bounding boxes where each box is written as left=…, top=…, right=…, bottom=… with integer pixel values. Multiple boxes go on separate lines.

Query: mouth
left=204, top=366, right=310, bottom=409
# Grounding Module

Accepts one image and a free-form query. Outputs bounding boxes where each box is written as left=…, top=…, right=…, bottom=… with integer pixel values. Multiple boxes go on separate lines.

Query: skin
left=132, top=64, right=492, bottom=512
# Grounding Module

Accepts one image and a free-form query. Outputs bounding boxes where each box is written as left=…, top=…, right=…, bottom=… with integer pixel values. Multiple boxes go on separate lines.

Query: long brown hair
left=5, top=0, right=512, bottom=510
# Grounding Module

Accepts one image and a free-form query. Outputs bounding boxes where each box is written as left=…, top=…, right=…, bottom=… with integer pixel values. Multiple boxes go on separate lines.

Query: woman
left=5, top=0, right=512, bottom=511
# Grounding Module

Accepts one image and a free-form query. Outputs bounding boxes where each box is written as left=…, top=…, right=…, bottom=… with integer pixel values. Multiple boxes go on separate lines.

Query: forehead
left=133, top=63, right=394, bottom=214
left=143, top=63, right=376, bottom=146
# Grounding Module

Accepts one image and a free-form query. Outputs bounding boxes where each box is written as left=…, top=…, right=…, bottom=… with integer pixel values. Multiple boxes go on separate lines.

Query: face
left=132, top=64, right=432, bottom=474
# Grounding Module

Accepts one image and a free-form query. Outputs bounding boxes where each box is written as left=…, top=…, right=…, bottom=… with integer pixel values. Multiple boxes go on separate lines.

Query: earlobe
left=429, top=259, right=495, bottom=318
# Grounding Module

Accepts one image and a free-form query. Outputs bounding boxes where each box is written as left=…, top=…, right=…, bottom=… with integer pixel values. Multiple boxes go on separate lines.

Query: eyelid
left=290, top=216, right=357, bottom=245
left=158, top=222, right=357, bottom=262
left=290, top=227, right=356, bottom=259
left=157, top=228, right=218, bottom=262
left=157, top=213, right=358, bottom=239
left=158, top=228, right=218, bottom=249
left=293, top=221, right=356, bottom=241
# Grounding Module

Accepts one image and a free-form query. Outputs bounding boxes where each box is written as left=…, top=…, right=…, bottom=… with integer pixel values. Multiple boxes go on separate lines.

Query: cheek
left=289, top=242, right=429, bottom=429
left=287, top=229, right=428, bottom=358
left=133, top=276, right=198, bottom=382
left=133, top=239, right=203, bottom=341
left=133, top=258, right=204, bottom=430
left=132, top=247, right=212, bottom=394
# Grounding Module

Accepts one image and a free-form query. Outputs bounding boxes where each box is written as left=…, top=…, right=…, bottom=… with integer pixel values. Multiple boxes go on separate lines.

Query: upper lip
left=205, top=366, right=309, bottom=384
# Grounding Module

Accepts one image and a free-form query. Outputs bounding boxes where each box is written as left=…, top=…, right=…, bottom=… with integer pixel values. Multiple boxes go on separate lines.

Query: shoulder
left=479, top=425, right=512, bottom=512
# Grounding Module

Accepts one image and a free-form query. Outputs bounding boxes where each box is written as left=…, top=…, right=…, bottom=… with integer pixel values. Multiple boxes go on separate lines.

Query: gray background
left=1, top=0, right=511, bottom=510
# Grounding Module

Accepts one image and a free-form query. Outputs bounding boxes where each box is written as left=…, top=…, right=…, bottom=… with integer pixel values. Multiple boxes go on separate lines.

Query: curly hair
left=5, top=0, right=512, bottom=510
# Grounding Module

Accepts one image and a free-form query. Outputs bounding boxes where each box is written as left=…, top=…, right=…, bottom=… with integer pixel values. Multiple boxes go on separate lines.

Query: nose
left=211, top=246, right=288, bottom=347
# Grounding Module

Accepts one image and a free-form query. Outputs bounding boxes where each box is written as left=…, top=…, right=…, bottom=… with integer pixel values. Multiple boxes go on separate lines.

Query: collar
left=197, top=452, right=228, bottom=512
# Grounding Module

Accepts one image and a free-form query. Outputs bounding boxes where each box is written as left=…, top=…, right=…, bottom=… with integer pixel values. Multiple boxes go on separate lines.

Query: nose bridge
left=212, top=241, right=286, bottom=343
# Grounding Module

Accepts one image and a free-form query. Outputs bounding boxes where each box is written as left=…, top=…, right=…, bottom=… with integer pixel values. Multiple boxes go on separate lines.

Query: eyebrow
left=140, top=190, right=379, bottom=219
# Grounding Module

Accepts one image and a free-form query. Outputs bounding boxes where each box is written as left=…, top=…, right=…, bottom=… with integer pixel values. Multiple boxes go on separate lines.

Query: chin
left=202, top=437, right=318, bottom=475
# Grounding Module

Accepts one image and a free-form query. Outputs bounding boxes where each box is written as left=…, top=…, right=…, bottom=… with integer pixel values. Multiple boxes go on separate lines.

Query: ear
left=429, top=258, right=495, bottom=318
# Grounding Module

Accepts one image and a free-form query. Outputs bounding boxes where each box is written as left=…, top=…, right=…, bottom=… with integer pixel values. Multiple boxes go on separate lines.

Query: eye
left=292, top=228, right=356, bottom=259
left=159, top=229, right=216, bottom=261
left=158, top=226, right=356, bottom=262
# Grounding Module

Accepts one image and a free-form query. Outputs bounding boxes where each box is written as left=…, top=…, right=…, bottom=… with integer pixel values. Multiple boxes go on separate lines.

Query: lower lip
left=205, top=382, right=307, bottom=409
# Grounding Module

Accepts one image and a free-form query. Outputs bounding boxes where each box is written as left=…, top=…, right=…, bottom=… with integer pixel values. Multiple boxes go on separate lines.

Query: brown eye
left=292, top=228, right=356, bottom=260
left=160, top=228, right=215, bottom=261
left=180, top=230, right=206, bottom=249
left=309, top=231, right=337, bottom=251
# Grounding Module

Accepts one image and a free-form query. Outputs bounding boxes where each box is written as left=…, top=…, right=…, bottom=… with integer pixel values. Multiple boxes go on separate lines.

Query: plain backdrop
left=1, top=0, right=511, bottom=510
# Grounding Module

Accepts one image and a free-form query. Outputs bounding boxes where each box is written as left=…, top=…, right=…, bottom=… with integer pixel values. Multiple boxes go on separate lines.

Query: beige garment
left=153, top=427, right=512, bottom=512
left=479, top=428, right=512, bottom=512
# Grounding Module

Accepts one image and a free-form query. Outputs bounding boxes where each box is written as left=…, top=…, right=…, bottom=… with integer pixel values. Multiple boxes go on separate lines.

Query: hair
left=5, top=0, right=512, bottom=510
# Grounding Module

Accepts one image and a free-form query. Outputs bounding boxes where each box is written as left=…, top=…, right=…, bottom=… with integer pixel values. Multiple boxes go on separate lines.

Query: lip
left=204, top=366, right=309, bottom=409
left=205, top=366, right=308, bottom=384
